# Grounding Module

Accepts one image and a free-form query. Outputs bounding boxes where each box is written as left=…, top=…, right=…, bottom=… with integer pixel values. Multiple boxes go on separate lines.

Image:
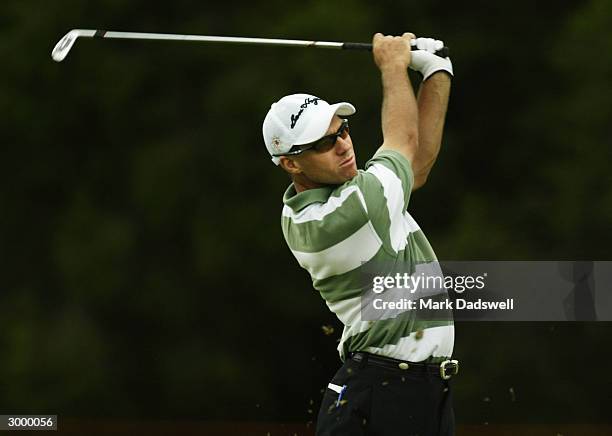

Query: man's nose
left=335, top=136, right=351, bottom=154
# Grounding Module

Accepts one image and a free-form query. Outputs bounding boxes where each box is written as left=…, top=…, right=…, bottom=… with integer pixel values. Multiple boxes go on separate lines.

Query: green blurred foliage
left=0, top=0, right=610, bottom=425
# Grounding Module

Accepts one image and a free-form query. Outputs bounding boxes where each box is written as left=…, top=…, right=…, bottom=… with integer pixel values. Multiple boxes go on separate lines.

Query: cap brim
left=332, top=102, right=356, bottom=117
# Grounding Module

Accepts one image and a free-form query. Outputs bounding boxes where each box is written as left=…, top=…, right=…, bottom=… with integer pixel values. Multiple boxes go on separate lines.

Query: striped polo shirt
left=281, top=150, right=454, bottom=362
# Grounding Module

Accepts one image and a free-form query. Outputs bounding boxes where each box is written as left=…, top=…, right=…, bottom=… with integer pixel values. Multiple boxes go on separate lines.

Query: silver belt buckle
left=439, top=359, right=459, bottom=380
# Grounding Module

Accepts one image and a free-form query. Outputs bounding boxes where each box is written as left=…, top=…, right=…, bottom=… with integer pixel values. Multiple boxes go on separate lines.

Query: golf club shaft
left=51, top=29, right=450, bottom=62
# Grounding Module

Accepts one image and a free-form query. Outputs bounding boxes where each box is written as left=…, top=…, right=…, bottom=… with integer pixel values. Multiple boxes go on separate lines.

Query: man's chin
left=338, top=167, right=358, bottom=183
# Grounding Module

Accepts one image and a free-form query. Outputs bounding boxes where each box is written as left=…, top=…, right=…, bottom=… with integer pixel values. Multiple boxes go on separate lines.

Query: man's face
left=282, top=116, right=358, bottom=186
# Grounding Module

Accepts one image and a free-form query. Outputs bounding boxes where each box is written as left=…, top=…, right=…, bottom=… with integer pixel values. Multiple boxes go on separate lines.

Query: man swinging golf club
left=263, top=32, right=457, bottom=435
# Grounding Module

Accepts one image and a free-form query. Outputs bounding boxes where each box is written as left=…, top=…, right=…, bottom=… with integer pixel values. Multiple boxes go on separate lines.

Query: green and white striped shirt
left=282, top=150, right=454, bottom=362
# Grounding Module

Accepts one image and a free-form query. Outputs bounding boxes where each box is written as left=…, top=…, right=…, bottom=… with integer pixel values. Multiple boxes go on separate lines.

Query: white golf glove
left=410, top=37, right=453, bottom=81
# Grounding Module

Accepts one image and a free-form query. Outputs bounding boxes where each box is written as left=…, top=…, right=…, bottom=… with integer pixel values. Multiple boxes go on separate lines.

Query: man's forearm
left=379, top=66, right=419, bottom=163
left=412, top=73, right=451, bottom=189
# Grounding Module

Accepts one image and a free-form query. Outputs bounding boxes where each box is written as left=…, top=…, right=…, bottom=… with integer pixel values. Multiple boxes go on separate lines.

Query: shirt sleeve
left=364, top=149, right=414, bottom=212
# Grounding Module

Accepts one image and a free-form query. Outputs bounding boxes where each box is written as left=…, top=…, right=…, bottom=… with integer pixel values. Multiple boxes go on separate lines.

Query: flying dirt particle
left=415, top=330, right=424, bottom=340
left=321, top=325, right=334, bottom=335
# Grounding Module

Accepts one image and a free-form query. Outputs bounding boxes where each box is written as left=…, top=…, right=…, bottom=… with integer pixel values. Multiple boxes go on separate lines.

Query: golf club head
left=51, top=29, right=95, bottom=62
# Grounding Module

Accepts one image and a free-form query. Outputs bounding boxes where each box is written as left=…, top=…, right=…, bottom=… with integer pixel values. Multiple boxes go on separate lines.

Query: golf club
left=51, top=29, right=450, bottom=62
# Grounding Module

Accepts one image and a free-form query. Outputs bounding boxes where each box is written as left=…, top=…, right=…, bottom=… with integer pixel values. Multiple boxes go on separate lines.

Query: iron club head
left=52, top=29, right=95, bottom=62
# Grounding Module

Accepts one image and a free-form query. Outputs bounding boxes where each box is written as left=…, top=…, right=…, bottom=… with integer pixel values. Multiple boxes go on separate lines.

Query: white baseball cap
left=262, top=93, right=356, bottom=165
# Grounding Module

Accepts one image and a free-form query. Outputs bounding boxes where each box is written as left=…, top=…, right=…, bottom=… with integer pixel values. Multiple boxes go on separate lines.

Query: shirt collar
left=282, top=183, right=333, bottom=212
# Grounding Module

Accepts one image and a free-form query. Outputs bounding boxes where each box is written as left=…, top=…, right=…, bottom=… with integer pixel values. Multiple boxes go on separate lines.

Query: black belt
left=350, top=352, right=459, bottom=380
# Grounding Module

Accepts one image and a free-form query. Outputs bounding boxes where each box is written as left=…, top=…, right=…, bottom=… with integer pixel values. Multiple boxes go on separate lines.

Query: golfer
left=263, top=33, right=456, bottom=435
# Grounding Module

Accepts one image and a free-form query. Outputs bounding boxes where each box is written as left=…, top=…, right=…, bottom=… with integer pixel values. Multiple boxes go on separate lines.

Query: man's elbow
left=412, top=172, right=428, bottom=191
left=411, top=156, right=436, bottom=191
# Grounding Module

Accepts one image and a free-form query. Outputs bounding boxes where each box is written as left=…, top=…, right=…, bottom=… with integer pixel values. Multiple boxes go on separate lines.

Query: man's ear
left=279, top=156, right=302, bottom=175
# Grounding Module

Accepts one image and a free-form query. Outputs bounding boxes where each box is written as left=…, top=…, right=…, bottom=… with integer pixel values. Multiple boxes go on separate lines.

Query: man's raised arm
left=373, top=33, right=419, bottom=165
left=409, top=38, right=453, bottom=190
left=412, top=74, right=451, bottom=190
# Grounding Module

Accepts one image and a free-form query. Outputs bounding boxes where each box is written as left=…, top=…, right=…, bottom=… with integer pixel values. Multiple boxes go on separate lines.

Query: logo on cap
left=271, top=136, right=282, bottom=152
left=290, top=97, right=321, bottom=129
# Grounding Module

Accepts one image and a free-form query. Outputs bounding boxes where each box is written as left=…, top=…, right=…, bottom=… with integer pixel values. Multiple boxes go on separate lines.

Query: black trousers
left=316, top=356, right=455, bottom=436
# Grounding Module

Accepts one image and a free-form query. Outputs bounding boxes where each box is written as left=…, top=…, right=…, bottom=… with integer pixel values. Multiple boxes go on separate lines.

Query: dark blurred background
left=1, top=0, right=611, bottom=434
